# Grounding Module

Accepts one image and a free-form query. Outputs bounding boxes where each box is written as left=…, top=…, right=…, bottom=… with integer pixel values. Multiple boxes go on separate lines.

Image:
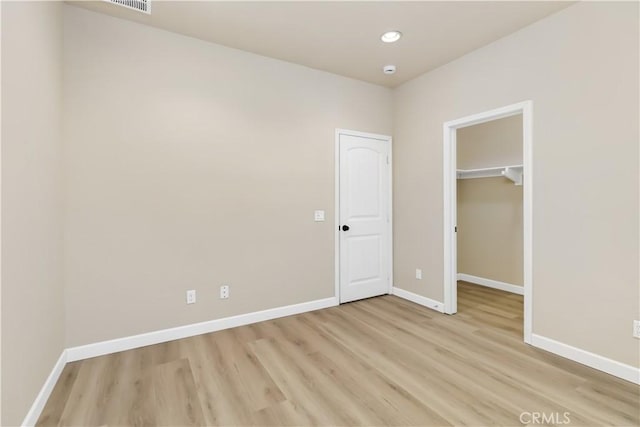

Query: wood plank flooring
left=37, top=282, right=640, bottom=426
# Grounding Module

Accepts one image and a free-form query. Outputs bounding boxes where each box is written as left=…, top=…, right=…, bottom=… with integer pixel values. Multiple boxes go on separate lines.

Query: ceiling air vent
left=105, top=0, right=150, bottom=14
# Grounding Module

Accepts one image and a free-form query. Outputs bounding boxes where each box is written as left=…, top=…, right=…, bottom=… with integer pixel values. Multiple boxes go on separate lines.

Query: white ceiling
left=69, top=1, right=573, bottom=88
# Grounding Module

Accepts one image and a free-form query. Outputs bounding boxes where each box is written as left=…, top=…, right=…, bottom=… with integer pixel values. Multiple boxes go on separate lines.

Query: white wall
left=393, top=1, right=639, bottom=367
left=63, top=6, right=392, bottom=347
left=1, top=2, right=65, bottom=425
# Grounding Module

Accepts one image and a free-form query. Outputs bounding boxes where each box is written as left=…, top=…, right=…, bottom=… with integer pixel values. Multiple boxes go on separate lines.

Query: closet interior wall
left=457, top=115, right=524, bottom=287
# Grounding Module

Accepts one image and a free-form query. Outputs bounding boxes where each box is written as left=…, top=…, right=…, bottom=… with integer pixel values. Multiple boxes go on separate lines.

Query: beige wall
left=457, top=115, right=522, bottom=169
left=457, top=178, right=523, bottom=285
left=393, top=1, right=639, bottom=367
left=457, top=116, right=523, bottom=286
left=62, top=6, right=392, bottom=347
left=1, top=2, right=65, bottom=425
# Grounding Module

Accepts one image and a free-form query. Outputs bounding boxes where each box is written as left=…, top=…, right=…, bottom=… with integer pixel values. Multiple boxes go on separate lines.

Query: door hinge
left=455, top=226, right=457, bottom=232
left=386, top=155, right=389, bottom=165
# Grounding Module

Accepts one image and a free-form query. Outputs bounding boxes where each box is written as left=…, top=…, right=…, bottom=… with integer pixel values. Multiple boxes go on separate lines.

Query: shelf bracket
left=501, top=167, right=523, bottom=186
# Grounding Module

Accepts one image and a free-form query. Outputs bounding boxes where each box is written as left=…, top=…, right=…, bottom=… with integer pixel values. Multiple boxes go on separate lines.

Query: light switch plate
left=186, top=290, right=196, bottom=304
left=416, top=269, right=422, bottom=280
left=314, top=210, right=325, bottom=222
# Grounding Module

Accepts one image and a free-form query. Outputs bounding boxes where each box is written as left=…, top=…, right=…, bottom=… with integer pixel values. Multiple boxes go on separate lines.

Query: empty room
left=1, top=1, right=638, bottom=426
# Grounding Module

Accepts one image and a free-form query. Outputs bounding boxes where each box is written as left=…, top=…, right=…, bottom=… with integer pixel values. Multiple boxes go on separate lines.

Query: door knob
left=342, top=225, right=350, bottom=231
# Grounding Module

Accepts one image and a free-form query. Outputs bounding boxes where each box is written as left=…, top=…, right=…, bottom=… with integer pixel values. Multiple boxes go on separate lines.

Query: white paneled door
left=338, top=131, right=392, bottom=303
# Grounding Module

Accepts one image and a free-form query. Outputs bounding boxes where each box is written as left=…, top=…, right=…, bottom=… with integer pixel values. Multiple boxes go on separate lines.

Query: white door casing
left=442, top=101, right=533, bottom=343
left=336, top=130, right=392, bottom=303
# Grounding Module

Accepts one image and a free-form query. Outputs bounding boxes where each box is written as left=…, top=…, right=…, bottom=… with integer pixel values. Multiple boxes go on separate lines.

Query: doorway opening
left=443, top=101, right=533, bottom=343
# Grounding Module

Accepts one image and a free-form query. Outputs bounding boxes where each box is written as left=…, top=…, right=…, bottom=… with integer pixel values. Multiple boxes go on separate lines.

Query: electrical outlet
left=186, top=290, right=196, bottom=304
left=220, top=285, right=229, bottom=299
left=633, top=320, right=640, bottom=339
left=416, top=269, right=422, bottom=280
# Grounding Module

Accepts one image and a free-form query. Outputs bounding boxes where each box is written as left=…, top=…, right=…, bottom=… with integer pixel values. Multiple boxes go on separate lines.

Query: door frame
left=335, top=129, right=393, bottom=303
left=442, top=101, right=533, bottom=343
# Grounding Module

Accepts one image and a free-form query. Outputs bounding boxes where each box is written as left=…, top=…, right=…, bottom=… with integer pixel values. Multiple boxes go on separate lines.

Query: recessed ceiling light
left=381, top=31, right=402, bottom=43
left=383, top=65, right=396, bottom=75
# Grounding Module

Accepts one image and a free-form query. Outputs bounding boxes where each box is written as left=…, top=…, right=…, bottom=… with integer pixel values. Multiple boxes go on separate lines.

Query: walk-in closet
left=456, top=114, right=524, bottom=324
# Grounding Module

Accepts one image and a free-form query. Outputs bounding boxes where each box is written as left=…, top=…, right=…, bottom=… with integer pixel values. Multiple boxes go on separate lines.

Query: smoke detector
left=104, top=0, right=151, bottom=14
left=383, top=65, right=397, bottom=75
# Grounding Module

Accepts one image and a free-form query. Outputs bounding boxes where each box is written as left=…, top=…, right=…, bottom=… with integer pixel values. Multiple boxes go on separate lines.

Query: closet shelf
left=457, top=165, right=523, bottom=185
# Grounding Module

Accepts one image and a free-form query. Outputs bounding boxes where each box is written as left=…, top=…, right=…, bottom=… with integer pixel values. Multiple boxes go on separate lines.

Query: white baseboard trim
left=457, top=273, right=524, bottom=295
left=21, top=350, right=68, bottom=427
left=66, top=296, right=338, bottom=362
left=531, top=334, right=640, bottom=385
left=391, top=287, right=444, bottom=313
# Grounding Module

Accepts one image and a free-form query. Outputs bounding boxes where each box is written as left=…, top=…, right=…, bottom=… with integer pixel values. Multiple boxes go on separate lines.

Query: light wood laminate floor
left=38, top=282, right=639, bottom=426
